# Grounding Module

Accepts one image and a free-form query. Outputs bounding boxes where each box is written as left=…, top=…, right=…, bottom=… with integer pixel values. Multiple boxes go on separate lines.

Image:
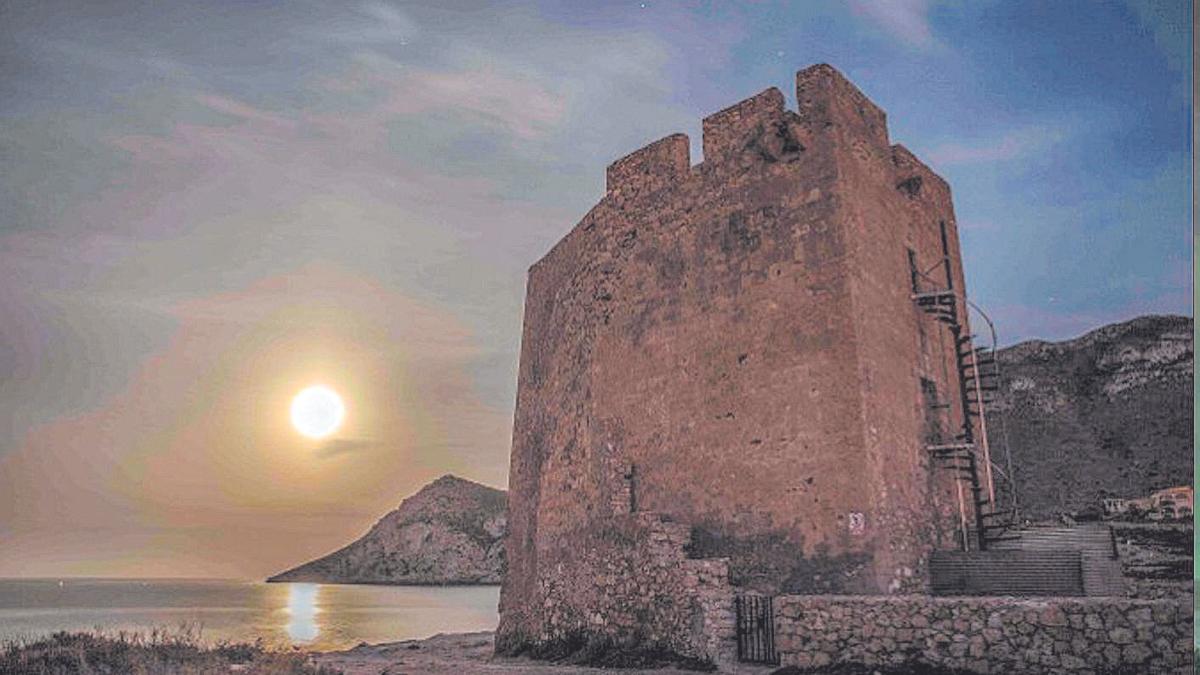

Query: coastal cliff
left=268, top=475, right=506, bottom=585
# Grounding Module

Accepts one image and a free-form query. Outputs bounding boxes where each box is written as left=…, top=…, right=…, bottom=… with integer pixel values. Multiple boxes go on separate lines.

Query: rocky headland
left=268, top=475, right=507, bottom=585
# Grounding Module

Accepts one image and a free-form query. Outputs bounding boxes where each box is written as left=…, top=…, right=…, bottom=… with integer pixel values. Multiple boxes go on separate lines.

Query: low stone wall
left=774, top=594, right=1193, bottom=673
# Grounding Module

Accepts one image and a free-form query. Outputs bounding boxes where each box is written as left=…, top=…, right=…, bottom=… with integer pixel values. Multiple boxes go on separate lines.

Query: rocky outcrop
left=268, top=475, right=507, bottom=585
left=992, top=315, right=1192, bottom=519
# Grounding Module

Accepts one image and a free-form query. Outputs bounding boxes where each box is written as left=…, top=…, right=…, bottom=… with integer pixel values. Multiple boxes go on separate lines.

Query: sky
left=0, top=0, right=1191, bottom=578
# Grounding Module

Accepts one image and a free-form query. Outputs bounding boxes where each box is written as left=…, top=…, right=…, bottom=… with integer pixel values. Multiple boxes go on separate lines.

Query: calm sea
left=0, top=579, right=499, bottom=651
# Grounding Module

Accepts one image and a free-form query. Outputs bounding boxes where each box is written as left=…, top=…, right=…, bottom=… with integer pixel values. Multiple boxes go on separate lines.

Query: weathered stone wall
left=775, top=594, right=1193, bottom=673
left=494, top=511, right=736, bottom=667
left=500, top=63, right=973, bottom=657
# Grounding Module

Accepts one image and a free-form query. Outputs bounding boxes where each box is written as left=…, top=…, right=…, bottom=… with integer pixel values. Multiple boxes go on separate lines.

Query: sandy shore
left=311, top=632, right=729, bottom=675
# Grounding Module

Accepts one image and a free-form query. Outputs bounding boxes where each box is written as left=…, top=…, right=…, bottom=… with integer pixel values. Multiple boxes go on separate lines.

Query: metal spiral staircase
left=911, top=223, right=1019, bottom=551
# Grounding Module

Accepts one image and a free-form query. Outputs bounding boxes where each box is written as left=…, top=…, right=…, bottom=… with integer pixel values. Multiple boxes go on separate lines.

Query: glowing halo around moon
left=290, top=385, right=346, bottom=439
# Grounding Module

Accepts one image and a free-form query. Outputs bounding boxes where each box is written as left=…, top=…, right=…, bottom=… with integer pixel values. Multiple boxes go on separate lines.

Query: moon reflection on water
left=285, top=583, right=319, bottom=642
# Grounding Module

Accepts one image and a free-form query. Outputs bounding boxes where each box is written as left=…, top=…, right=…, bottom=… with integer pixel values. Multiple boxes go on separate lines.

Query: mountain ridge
left=991, top=314, right=1193, bottom=519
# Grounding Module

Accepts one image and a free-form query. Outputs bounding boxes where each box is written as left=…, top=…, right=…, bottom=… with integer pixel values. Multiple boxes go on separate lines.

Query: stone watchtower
left=498, top=64, right=992, bottom=663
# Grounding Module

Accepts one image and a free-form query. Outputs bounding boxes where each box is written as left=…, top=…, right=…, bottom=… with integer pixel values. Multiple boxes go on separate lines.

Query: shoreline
left=265, top=577, right=502, bottom=588
left=0, top=576, right=502, bottom=589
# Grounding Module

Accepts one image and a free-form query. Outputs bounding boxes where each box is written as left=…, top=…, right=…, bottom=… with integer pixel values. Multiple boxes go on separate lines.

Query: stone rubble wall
left=774, top=594, right=1193, bottom=674
left=498, top=511, right=737, bottom=668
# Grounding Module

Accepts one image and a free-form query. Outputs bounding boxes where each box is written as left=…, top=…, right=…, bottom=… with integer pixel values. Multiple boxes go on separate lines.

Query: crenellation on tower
left=795, top=64, right=889, bottom=148
left=699, top=87, right=791, bottom=163
left=605, top=132, right=691, bottom=196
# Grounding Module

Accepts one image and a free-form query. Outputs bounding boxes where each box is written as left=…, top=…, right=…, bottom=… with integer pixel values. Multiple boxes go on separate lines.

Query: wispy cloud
left=315, top=438, right=375, bottom=459
left=928, top=125, right=1067, bottom=166
left=294, top=0, right=419, bottom=45
left=195, top=95, right=297, bottom=131
left=849, top=0, right=936, bottom=48
left=329, top=54, right=567, bottom=141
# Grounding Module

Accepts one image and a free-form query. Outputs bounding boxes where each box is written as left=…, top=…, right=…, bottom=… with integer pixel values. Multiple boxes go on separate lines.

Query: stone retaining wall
left=774, top=594, right=1193, bottom=673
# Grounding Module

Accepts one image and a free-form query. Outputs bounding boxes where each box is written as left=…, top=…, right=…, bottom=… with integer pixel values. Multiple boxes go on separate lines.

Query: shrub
left=0, top=627, right=340, bottom=675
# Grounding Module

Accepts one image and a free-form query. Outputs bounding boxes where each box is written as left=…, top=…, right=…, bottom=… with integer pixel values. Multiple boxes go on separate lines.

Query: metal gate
left=734, top=594, right=779, bottom=665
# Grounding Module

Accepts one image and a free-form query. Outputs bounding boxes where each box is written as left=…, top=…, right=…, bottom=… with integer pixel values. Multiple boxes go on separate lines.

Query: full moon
left=290, top=385, right=345, bottom=439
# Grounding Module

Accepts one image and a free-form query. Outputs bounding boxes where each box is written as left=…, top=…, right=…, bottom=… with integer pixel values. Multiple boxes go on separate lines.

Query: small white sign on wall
left=848, top=511, right=866, bottom=535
